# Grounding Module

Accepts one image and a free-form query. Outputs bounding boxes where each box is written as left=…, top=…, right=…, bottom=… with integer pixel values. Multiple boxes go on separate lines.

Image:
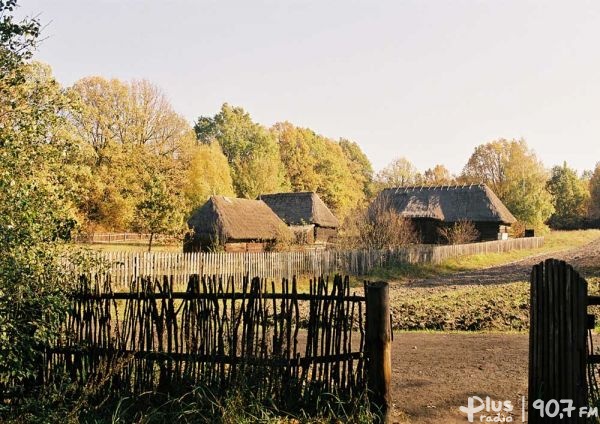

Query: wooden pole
left=366, top=281, right=392, bottom=423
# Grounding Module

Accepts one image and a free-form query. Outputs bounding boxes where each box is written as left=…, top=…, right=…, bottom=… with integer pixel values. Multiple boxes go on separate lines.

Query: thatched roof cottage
left=184, top=195, right=290, bottom=252
left=376, top=184, right=517, bottom=243
left=259, top=192, right=340, bottom=245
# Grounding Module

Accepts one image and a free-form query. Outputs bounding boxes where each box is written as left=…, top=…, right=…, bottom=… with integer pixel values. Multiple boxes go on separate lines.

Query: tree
left=546, top=162, right=590, bottom=229
left=423, top=164, right=454, bottom=185
left=68, top=76, right=195, bottom=231
left=461, top=140, right=510, bottom=197
left=133, top=176, right=185, bottom=251
left=339, top=138, right=374, bottom=199
left=184, top=141, right=235, bottom=210
left=0, top=1, right=79, bottom=389
left=195, top=104, right=287, bottom=198
left=272, top=122, right=366, bottom=218
left=375, top=157, right=422, bottom=188
left=589, top=163, right=600, bottom=219
left=462, top=139, right=553, bottom=230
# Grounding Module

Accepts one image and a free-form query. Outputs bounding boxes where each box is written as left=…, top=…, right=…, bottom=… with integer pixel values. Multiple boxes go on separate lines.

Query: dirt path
left=390, top=333, right=528, bottom=423
left=398, top=238, right=600, bottom=290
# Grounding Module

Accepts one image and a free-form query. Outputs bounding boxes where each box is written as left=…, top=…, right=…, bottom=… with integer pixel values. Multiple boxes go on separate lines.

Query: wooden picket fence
left=87, top=237, right=544, bottom=289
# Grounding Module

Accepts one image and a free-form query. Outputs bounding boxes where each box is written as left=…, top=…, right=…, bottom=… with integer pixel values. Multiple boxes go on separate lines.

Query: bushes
left=340, top=195, right=419, bottom=249
left=437, top=219, right=480, bottom=245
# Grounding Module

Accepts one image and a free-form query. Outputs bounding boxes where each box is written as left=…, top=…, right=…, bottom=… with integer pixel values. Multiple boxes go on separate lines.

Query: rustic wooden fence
left=30, top=273, right=392, bottom=414
left=528, top=259, right=597, bottom=423
left=89, top=237, right=544, bottom=288
left=74, top=232, right=175, bottom=244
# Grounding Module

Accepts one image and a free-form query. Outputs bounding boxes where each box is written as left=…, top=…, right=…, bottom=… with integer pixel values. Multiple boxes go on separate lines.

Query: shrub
left=340, top=196, right=419, bottom=249
left=438, top=219, right=480, bottom=245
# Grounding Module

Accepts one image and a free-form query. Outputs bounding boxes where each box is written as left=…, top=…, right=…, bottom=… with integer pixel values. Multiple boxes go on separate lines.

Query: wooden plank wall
left=90, top=237, right=544, bottom=289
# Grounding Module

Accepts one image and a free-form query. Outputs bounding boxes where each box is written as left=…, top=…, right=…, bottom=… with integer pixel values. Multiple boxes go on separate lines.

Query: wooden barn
left=259, top=192, right=340, bottom=246
left=184, top=195, right=290, bottom=252
left=377, top=184, right=517, bottom=244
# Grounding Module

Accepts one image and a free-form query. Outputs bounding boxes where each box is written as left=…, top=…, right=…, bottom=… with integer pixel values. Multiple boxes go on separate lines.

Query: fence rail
left=87, top=237, right=544, bottom=288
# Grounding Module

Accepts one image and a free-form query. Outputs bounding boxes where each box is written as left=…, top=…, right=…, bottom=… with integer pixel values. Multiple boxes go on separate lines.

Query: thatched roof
left=259, top=192, right=340, bottom=228
left=187, top=196, right=289, bottom=241
left=377, top=184, right=517, bottom=224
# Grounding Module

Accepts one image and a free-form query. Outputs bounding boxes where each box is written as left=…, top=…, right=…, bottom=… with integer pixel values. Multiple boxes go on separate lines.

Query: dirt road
left=390, top=333, right=528, bottom=423
left=389, top=238, right=600, bottom=423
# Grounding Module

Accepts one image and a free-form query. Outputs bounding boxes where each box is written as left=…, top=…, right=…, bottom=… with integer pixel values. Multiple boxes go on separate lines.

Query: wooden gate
left=528, top=259, right=592, bottom=423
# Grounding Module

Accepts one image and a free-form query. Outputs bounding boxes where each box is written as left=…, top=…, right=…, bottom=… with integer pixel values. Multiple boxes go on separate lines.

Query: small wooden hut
left=377, top=184, right=517, bottom=243
left=184, top=196, right=290, bottom=252
left=259, top=192, right=340, bottom=246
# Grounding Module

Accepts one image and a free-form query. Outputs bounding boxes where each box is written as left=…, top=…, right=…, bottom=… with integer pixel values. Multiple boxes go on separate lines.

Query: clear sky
left=16, top=0, right=600, bottom=174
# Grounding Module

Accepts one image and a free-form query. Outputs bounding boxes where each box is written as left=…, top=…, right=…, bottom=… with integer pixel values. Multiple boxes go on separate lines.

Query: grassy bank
left=366, top=229, right=600, bottom=283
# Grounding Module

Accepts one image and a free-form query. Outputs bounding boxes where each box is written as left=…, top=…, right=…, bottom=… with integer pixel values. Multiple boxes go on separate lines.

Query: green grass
left=366, top=229, right=600, bottom=283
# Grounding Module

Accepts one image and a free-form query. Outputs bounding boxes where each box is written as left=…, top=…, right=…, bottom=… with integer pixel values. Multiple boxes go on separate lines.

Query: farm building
left=259, top=192, right=340, bottom=246
left=377, top=184, right=517, bottom=244
left=184, top=195, right=291, bottom=252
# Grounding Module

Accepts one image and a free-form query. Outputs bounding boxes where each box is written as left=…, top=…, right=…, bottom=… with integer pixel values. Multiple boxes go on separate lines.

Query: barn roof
left=259, top=192, right=340, bottom=228
left=377, top=184, right=517, bottom=224
left=187, top=196, right=290, bottom=241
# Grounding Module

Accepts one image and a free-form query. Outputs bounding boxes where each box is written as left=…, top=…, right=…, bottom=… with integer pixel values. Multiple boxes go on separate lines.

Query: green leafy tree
left=195, top=104, right=287, bottom=198
left=546, top=162, right=590, bottom=229
left=133, top=176, right=185, bottom=251
left=0, top=1, right=78, bottom=390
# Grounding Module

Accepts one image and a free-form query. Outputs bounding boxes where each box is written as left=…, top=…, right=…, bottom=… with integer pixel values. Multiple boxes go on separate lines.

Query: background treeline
left=6, top=63, right=600, bottom=238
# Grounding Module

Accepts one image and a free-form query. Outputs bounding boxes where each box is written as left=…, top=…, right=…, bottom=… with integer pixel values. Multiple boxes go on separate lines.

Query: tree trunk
left=148, top=233, right=154, bottom=252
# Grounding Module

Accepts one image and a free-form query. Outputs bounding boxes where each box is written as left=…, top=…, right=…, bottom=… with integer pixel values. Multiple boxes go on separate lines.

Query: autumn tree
left=461, top=140, right=510, bottom=197
left=546, top=163, right=590, bottom=229
left=589, top=163, right=600, bottom=219
left=184, top=141, right=235, bottom=210
left=68, top=77, right=196, bottom=231
left=375, top=157, right=422, bottom=188
left=462, top=139, right=553, bottom=230
left=423, top=164, right=454, bottom=185
left=339, top=138, right=374, bottom=198
left=195, top=104, right=287, bottom=198
left=271, top=122, right=366, bottom=218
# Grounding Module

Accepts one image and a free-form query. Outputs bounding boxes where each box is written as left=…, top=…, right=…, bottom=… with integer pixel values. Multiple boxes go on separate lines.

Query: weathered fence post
left=366, top=281, right=392, bottom=423
left=528, top=259, right=588, bottom=423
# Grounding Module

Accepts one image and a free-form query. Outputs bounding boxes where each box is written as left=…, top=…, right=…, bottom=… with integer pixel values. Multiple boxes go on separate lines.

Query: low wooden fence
left=89, top=237, right=544, bottom=288
left=28, top=274, right=392, bottom=414
left=528, top=259, right=597, bottom=423
left=74, top=232, right=174, bottom=244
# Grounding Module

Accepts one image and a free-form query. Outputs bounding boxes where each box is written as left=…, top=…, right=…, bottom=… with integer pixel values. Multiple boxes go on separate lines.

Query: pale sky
left=17, top=0, right=600, bottom=174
